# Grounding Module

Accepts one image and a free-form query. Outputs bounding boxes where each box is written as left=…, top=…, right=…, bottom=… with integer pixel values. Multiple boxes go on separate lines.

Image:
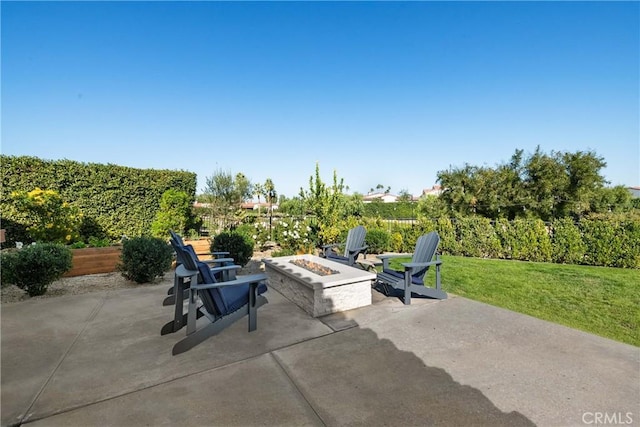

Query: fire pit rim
left=262, top=254, right=376, bottom=290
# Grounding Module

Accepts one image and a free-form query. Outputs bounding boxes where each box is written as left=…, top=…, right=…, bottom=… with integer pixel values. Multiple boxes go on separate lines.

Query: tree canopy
left=436, top=147, right=629, bottom=221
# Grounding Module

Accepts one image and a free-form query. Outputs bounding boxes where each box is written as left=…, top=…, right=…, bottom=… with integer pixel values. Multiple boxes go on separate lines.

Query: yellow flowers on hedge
left=11, top=188, right=82, bottom=244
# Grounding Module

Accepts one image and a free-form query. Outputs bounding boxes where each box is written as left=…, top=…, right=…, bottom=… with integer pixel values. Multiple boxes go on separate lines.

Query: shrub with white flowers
left=274, top=217, right=312, bottom=253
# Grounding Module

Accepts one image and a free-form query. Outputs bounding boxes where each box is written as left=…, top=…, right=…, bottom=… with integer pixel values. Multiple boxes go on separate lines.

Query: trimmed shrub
left=365, top=229, right=390, bottom=254
left=580, top=213, right=640, bottom=268
left=510, top=219, right=551, bottom=262
left=1, top=243, right=72, bottom=296
left=389, top=232, right=403, bottom=253
left=551, top=218, right=586, bottom=264
left=436, top=217, right=462, bottom=256
left=455, top=216, right=502, bottom=258
left=118, top=237, right=173, bottom=283
left=211, top=231, right=254, bottom=267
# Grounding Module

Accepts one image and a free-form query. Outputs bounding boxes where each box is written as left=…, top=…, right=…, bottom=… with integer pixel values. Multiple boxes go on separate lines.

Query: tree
left=264, top=178, right=277, bottom=240
left=253, top=182, right=264, bottom=216
left=299, top=163, right=348, bottom=245
left=523, top=147, right=568, bottom=221
left=561, top=150, right=607, bottom=218
left=203, top=170, right=253, bottom=230
left=437, top=148, right=611, bottom=221
left=397, top=189, right=413, bottom=202
left=150, top=189, right=194, bottom=238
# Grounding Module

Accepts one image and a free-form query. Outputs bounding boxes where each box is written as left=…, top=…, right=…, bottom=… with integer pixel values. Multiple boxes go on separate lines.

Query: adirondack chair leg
left=161, top=311, right=205, bottom=335
left=173, top=311, right=244, bottom=355
left=174, top=274, right=187, bottom=331
left=173, top=297, right=268, bottom=355
left=248, top=283, right=257, bottom=332
left=187, top=286, right=199, bottom=335
left=161, top=273, right=198, bottom=335
left=163, top=290, right=190, bottom=306
left=435, top=257, right=442, bottom=291
left=404, top=270, right=412, bottom=305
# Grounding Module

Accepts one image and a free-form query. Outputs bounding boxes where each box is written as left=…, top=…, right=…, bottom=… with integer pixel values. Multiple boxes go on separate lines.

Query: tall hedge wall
left=1, top=155, right=197, bottom=245
left=362, top=202, right=417, bottom=219
left=371, top=213, right=640, bottom=269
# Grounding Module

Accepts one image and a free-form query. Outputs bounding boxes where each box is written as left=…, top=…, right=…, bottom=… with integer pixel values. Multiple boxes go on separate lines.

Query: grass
left=386, top=256, right=640, bottom=347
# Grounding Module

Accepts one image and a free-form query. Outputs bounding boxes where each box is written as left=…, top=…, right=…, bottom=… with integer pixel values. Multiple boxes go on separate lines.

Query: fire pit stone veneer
left=262, top=254, right=375, bottom=317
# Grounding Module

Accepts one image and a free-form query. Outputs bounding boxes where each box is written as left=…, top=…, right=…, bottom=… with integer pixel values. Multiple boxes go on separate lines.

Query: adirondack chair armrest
left=322, top=243, right=343, bottom=252
left=211, top=251, right=230, bottom=257
left=348, top=245, right=368, bottom=255
left=401, top=260, right=442, bottom=275
left=401, top=260, right=442, bottom=270
left=208, top=264, right=242, bottom=274
left=191, top=273, right=268, bottom=290
left=202, top=258, right=235, bottom=265
left=377, top=253, right=412, bottom=269
left=322, top=243, right=344, bottom=257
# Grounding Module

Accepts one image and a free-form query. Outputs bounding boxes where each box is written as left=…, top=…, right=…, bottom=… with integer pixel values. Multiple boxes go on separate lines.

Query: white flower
left=16, top=242, right=23, bottom=249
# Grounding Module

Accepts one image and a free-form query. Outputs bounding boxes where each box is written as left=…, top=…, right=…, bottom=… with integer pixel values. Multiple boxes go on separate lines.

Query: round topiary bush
left=211, top=231, right=254, bottom=267
left=0, top=243, right=72, bottom=296
left=118, top=236, right=173, bottom=283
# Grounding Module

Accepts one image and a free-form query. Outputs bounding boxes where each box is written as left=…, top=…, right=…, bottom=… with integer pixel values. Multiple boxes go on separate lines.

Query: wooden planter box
left=64, top=246, right=123, bottom=277
left=63, top=239, right=211, bottom=277
left=183, top=239, right=213, bottom=260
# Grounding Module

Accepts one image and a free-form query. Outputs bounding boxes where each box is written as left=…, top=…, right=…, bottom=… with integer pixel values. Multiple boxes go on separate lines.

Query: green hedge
left=1, top=155, right=197, bottom=246
left=359, top=213, right=639, bottom=268
left=580, top=213, right=640, bottom=268
left=362, top=202, right=417, bottom=219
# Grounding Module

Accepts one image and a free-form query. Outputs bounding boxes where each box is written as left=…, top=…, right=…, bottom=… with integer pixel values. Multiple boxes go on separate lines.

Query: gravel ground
left=1, top=250, right=273, bottom=305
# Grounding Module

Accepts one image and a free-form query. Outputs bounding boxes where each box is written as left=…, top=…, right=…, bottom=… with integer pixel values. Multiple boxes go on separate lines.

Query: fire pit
left=263, top=254, right=375, bottom=317
left=289, top=259, right=338, bottom=276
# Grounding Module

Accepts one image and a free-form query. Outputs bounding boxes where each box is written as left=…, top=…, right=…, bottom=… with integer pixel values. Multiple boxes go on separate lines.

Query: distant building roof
left=421, top=185, right=442, bottom=197
left=363, top=192, right=399, bottom=203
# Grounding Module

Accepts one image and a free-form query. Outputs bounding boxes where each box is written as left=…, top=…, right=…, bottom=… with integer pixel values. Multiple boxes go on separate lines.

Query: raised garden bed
left=63, top=239, right=211, bottom=277
left=64, top=246, right=123, bottom=277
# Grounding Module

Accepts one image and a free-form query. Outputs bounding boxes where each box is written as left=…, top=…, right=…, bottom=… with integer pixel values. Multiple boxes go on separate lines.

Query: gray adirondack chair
left=167, top=243, right=268, bottom=355
left=169, top=230, right=230, bottom=263
left=164, top=231, right=236, bottom=307
left=375, top=232, right=447, bottom=304
left=322, top=225, right=368, bottom=267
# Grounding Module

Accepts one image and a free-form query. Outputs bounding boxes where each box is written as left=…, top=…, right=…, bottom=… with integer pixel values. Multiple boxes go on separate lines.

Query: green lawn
left=386, top=256, right=639, bottom=347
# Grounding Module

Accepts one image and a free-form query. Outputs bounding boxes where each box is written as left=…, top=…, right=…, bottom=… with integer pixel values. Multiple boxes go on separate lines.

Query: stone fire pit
left=263, top=254, right=375, bottom=317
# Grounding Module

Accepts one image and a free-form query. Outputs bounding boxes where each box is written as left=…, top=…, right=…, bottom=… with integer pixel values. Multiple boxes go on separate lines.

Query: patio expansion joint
left=18, top=294, right=108, bottom=426
left=269, top=351, right=328, bottom=427
left=18, top=333, right=338, bottom=426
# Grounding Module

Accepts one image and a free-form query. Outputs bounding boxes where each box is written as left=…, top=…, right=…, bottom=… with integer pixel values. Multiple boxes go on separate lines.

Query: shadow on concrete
left=276, top=310, right=535, bottom=426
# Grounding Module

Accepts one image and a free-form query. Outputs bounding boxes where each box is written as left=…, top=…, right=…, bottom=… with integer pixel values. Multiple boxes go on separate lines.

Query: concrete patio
left=1, top=277, right=638, bottom=426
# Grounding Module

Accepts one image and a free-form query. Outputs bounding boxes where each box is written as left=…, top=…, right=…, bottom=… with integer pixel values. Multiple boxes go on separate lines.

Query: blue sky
left=2, top=1, right=639, bottom=198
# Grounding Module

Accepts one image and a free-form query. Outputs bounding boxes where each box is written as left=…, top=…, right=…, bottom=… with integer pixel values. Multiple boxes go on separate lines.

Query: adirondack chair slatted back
left=176, top=245, right=227, bottom=317
left=170, top=237, right=187, bottom=265
left=170, top=230, right=185, bottom=247
left=343, top=225, right=366, bottom=257
left=411, top=232, right=440, bottom=281
left=170, top=233, right=201, bottom=268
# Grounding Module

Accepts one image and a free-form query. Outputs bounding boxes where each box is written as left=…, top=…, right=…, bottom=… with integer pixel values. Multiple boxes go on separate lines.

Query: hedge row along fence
left=363, top=213, right=640, bottom=269
left=1, top=155, right=197, bottom=247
